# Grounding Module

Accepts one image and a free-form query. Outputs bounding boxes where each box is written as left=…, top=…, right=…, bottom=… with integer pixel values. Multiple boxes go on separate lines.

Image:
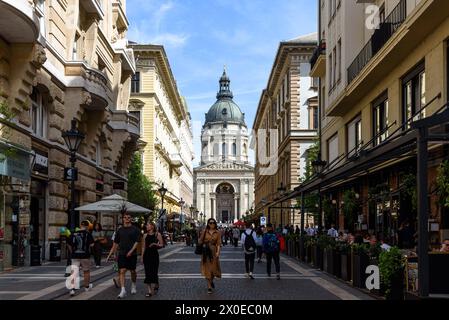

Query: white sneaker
left=117, top=290, right=127, bottom=299
left=70, top=289, right=75, bottom=296
left=131, top=285, right=137, bottom=295
left=84, top=287, right=90, bottom=292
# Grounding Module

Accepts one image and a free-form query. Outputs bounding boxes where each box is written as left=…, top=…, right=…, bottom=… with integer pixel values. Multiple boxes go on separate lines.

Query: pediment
left=194, top=161, right=254, bottom=172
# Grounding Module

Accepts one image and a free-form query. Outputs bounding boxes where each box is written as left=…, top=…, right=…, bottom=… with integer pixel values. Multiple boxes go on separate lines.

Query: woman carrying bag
left=141, top=222, right=164, bottom=297
left=198, top=218, right=222, bottom=294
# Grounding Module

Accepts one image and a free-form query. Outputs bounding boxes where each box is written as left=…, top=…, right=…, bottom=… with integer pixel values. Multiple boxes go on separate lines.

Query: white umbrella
left=75, top=194, right=152, bottom=214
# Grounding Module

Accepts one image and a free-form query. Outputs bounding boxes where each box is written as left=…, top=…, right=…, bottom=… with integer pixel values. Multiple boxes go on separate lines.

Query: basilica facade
left=193, top=71, right=254, bottom=223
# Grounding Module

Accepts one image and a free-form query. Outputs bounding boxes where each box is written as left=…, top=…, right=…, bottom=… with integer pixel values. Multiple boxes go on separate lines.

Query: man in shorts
left=67, top=220, right=94, bottom=296
left=107, top=212, right=141, bottom=299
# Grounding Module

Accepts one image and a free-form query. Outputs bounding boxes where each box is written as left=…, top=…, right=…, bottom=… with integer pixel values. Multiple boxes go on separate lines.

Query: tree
left=0, top=101, right=17, bottom=187
left=127, top=153, right=158, bottom=221
left=303, top=141, right=319, bottom=182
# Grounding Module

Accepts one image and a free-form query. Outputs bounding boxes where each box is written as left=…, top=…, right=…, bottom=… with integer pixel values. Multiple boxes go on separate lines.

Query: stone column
left=235, top=196, right=239, bottom=220
left=239, top=179, right=245, bottom=217
left=210, top=196, right=215, bottom=220
left=205, top=180, right=211, bottom=219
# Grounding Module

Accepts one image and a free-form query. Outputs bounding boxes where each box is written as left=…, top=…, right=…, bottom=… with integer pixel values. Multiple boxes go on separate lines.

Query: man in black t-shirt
left=67, top=220, right=94, bottom=296
left=107, top=212, right=141, bottom=299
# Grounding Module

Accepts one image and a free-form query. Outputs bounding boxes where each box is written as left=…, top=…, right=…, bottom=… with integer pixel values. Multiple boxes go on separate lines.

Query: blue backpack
left=263, top=233, right=280, bottom=253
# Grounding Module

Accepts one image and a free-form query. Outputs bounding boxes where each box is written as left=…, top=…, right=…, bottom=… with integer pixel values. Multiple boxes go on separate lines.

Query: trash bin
left=49, top=243, right=61, bottom=262
left=30, top=245, right=41, bottom=266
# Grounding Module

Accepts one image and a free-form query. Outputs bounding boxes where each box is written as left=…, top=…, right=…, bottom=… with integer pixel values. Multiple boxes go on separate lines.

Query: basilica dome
left=205, top=70, right=245, bottom=126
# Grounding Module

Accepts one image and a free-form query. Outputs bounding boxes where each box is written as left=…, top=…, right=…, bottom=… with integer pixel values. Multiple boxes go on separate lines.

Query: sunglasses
left=208, top=222, right=217, bottom=225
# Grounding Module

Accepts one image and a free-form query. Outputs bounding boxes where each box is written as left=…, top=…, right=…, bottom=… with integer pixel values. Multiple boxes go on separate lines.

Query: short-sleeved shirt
left=114, top=225, right=140, bottom=256
left=69, top=230, right=94, bottom=259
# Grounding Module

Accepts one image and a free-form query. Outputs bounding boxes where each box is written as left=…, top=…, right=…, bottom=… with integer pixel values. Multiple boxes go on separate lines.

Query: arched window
left=232, top=143, right=237, bottom=156
left=222, top=143, right=227, bottom=156
left=30, top=87, right=47, bottom=138
left=213, top=143, right=219, bottom=157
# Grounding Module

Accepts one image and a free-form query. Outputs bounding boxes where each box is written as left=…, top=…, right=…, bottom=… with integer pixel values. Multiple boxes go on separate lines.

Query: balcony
left=80, top=0, right=104, bottom=20
left=113, top=0, right=129, bottom=30
left=112, top=39, right=136, bottom=73
left=169, top=153, right=183, bottom=167
left=110, top=111, right=140, bottom=138
left=347, top=0, right=406, bottom=84
left=309, top=40, right=326, bottom=78
left=0, top=0, right=40, bottom=43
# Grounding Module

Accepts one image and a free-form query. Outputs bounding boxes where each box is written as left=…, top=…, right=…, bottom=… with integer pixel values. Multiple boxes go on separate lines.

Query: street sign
left=64, top=168, right=78, bottom=181
left=260, top=216, right=267, bottom=226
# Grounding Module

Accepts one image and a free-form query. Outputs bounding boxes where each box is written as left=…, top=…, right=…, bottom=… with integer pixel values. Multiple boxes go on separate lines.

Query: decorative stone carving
left=82, top=91, right=92, bottom=106
left=32, top=44, right=47, bottom=68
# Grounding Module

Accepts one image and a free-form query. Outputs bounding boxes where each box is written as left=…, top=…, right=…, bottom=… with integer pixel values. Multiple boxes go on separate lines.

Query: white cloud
left=151, top=33, right=190, bottom=48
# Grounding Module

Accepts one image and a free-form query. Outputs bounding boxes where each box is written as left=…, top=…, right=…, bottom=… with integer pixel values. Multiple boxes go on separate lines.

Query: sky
left=126, top=0, right=318, bottom=166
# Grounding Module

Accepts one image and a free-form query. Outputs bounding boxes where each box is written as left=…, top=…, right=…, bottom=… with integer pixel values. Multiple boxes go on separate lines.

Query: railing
left=347, top=0, right=406, bottom=84
left=310, top=40, right=326, bottom=71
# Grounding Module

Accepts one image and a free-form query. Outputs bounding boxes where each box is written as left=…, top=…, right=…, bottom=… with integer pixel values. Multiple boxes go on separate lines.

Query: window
left=373, top=93, right=389, bottom=146
left=96, top=140, right=102, bottom=165
left=232, top=143, right=237, bottom=156
left=337, top=39, right=342, bottom=81
left=129, top=110, right=141, bottom=134
left=402, top=63, right=425, bottom=128
left=286, top=71, right=290, bottom=100
left=347, top=115, right=362, bottom=157
left=30, top=88, right=47, bottom=138
left=131, top=72, right=140, bottom=93
left=329, top=52, right=333, bottom=89
left=222, top=143, right=226, bottom=156
left=309, top=106, right=318, bottom=130
left=327, top=134, right=339, bottom=165
left=333, top=46, right=337, bottom=86
left=36, top=0, right=45, bottom=38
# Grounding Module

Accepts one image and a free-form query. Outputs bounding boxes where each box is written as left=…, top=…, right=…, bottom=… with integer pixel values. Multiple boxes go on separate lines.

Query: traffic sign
left=260, top=216, right=267, bottom=226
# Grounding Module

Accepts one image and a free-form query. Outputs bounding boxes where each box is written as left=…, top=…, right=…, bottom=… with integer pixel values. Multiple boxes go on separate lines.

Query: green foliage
left=322, top=197, right=334, bottom=225
left=127, top=153, right=158, bottom=221
left=303, top=141, right=319, bottom=182
left=368, top=243, right=382, bottom=259
left=368, top=183, right=390, bottom=201
left=296, top=193, right=320, bottom=224
left=436, top=160, right=449, bottom=208
left=305, top=235, right=316, bottom=247
left=401, top=173, right=417, bottom=212
left=352, top=243, right=369, bottom=255
left=342, top=190, right=358, bottom=228
left=0, top=101, right=17, bottom=164
left=317, top=235, right=336, bottom=249
left=336, top=241, right=350, bottom=254
left=379, top=247, right=405, bottom=299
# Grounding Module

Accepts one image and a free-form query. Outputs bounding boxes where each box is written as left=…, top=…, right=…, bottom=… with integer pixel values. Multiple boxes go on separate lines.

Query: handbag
left=194, top=231, right=207, bottom=255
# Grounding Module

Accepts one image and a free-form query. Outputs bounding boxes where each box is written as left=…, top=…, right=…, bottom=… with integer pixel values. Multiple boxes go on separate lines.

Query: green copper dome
left=205, top=70, right=245, bottom=126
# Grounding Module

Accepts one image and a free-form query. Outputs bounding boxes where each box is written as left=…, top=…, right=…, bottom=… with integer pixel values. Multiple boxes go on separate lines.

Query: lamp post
left=62, top=119, right=85, bottom=231
left=200, top=212, right=204, bottom=227
left=312, top=157, right=327, bottom=233
left=179, top=198, right=185, bottom=233
left=158, top=183, right=167, bottom=232
left=277, top=182, right=287, bottom=228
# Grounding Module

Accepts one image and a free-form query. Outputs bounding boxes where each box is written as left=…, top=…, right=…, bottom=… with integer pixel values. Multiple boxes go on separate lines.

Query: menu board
left=406, top=257, right=419, bottom=294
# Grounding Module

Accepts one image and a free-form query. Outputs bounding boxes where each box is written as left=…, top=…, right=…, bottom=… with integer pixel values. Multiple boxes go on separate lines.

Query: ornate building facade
left=253, top=33, right=318, bottom=228
left=129, top=44, right=194, bottom=223
left=193, top=71, right=254, bottom=223
left=0, top=0, right=139, bottom=270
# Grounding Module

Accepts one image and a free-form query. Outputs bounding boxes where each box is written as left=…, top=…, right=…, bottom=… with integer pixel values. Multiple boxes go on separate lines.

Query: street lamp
left=62, top=118, right=85, bottom=231
left=158, top=183, right=168, bottom=232
left=179, top=198, right=185, bottom=232
left=277, top=182, right=287, bottom=228
left=200, top=212, right=204, bottom=226
left=312, top=157, right=327, bottom=233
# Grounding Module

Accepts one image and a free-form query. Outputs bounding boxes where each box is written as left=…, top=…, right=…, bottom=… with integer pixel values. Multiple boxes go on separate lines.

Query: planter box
left=299, top=239, right=306, bottom=262
left=306, top=245, right=312, bottom=265
left=429, top=253, right=449, bottom=295
left=341, top=253, right=352, bottom=282
left=352, top=252, right=369, bottom=288
left=313, top=246, right=323, bottom=270
left=333, top=251, right=341, bottom=278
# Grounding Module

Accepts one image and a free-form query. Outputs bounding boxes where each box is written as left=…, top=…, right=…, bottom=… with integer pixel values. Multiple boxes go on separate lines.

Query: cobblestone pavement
left=0, top=243, right=373, bottom=300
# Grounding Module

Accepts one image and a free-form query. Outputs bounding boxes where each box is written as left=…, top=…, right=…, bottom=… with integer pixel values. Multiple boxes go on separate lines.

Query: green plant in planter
left=379, top=247, right=405, bottom=300
left=436, top=160, right=449, bottom=208
left=368, top=243, right=382, bottom=259
left=317, top=235, right=336, bottom=250
left=401, top=173, right=417, bottom=212
left=336, top=241, right=350, bottom=254
left=305, top=236, right=316, bottom=247
left=342, top=190, right=359, bottom=229
left=352, top=243, right=369, bottom=255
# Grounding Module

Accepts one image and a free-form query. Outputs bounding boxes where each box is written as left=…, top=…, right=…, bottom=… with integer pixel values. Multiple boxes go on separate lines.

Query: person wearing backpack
left=241, top=222, right=258, bottom=279
left=67, top=220, right=95, bottom=296
left=262, top=223, right=281, bottom=280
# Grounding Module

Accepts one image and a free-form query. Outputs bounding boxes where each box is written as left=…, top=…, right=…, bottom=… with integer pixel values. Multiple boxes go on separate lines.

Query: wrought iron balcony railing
left=347, top=0, right=406, bottom=84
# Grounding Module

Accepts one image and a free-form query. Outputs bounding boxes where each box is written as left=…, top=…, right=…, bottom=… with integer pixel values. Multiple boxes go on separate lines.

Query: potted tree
left=352, top=243, right=370, bottom=288
left=379, top=247, right=405, bottom=300
left=338, top=242, right=351, bottom=281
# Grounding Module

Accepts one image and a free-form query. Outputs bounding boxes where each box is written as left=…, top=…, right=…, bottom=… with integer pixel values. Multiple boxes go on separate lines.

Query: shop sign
left=0, top=227, right=4, bottom=240
left=113, top=181, right=125, bottom=190
left=19, top=214, right=30, bottom=226
left=260, top=216, right=267, bottom=226
left=0, top=149, right=30, bottom=181
left=64, top=168, right=78, bottom=181
left=33, top=150, right=48, bottom=175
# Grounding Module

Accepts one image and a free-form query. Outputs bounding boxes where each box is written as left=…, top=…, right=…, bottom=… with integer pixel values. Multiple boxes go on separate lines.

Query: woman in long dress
left=141, top=222, right=163, bottom=297
left=198, top=218, right=222, bottom=294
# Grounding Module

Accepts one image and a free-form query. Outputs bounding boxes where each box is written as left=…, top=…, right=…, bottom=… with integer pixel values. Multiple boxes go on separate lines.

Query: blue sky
left=127, top=0, right=317, bottom=165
